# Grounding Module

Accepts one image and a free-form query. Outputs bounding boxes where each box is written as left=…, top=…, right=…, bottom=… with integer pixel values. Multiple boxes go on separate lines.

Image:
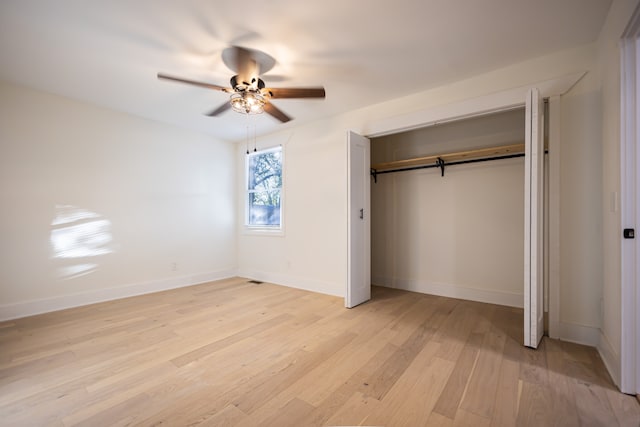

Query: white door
left=524, top=88, right=545, bottom=348
left=346, top=131, right=371, bottom=308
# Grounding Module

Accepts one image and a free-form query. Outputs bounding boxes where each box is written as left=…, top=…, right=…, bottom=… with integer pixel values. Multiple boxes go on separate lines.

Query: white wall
left=370, top=110, right=525, bottom=307
left=236, top=126, right=348, bottom=296
left=558, top=69, right=604, bottom=344
left=0, top=81, right=237, bottom=319
left=596, top=0, right=640, bottom=388
left=237, top=43, right=601, bottom=337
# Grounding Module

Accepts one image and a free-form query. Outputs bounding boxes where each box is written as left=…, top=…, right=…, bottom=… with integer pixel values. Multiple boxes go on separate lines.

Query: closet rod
left=370, top=152, right=526, bottom=182
left=371, top=143, right=524, bottom=172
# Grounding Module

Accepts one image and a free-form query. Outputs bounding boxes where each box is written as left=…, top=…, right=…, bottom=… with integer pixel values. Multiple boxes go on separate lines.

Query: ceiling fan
left=158, top=46, right=326, bottom=123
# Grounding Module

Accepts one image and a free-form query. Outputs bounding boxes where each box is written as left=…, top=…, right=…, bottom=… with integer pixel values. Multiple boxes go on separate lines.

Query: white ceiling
left=0, top=0, right=612, bottom=142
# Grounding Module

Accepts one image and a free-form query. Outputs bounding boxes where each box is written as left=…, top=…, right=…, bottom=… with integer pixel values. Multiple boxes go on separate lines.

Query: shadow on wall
left=50, top=205, right=114, bottom=280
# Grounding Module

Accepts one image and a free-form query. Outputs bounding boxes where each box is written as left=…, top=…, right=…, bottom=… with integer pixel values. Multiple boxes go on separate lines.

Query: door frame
left=620, top=5, right=640, bottom=396
left=547, top=96, right=561, bottom=339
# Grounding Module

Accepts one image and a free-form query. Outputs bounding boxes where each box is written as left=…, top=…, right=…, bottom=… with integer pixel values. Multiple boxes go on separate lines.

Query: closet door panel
left=524, top=88, right=544, bottom=348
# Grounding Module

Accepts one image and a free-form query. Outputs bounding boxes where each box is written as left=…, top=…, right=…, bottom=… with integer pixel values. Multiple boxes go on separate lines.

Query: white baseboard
left=372, top=276, right=523, bottom=308
left=0, top=269, right=238, bottom=321
left=597, top=331, right=621, bottom=388
left=558, top=321, right=600, bottom=347
left=237, top=269, right=344, bottom=298
left=557, top=325, right=620, bottom=389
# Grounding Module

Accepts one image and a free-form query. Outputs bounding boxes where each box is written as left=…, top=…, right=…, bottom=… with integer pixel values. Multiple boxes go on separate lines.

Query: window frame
left=244, top=145, right=284, bottom=235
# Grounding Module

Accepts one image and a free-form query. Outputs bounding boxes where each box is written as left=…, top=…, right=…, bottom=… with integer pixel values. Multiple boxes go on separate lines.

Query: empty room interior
left=1, top=1, right=640, bottom=426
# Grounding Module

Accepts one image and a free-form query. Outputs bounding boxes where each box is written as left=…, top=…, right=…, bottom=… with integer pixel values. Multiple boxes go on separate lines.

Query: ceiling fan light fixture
left=230, top=91, right=265, bottom=115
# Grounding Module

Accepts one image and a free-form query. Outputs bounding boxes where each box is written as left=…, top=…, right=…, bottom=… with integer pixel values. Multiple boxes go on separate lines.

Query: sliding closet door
left=524, top=88, right=544, bottom=348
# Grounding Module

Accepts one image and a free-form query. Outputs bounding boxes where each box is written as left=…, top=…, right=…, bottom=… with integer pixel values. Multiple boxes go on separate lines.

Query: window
left=246, top=146, right=282, bottom=228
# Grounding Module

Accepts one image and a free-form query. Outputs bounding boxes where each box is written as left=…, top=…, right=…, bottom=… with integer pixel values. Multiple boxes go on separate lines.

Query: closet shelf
left=371, top=142, right=525, bottom=172
left=370, top=142, right=527, bottom=182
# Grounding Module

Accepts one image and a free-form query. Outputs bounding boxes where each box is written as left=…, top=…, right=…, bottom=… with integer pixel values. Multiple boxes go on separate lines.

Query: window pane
left=248, top=191, right=281, bottom=226
left=248, top=150, right=282, bottom=191
left=246, top=147, right=282, bottom=228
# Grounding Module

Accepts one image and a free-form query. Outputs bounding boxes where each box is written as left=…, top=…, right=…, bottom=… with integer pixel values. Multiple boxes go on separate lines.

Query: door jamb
left=620, top=5, right=640, bottom=396
left=547, top=96, right=561, bottom=339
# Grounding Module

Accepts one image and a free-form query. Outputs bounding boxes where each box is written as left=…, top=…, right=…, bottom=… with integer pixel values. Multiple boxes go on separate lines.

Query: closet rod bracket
left=436, top=157, right=446, bottom=177
left=370, top=168, right=378, bottom=183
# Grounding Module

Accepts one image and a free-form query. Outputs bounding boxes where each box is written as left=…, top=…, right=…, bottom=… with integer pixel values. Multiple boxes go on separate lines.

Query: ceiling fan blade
left=264, top=103, right=292, bottom=123
left=205, top=102, right=231, bottom=117
left=157, top=73, right=230, bottom=92
left=265, top=87, right=326, bottom=99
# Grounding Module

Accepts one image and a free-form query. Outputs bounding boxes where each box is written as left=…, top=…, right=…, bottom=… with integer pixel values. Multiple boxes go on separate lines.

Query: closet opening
left=369, top=107, right=542, bottom=313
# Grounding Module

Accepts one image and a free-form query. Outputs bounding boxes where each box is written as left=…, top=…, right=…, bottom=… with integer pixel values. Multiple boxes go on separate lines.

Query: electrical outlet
left=172, top=262, right=177, bottom=271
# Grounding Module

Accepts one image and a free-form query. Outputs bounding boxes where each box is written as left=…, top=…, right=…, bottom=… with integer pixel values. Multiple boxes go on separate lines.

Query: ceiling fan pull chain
left=246, top=120, right=250, bottom=154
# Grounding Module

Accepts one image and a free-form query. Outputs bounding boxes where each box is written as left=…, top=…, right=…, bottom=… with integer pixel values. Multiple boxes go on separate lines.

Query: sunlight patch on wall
left=50, top=205, right=113, bottom=279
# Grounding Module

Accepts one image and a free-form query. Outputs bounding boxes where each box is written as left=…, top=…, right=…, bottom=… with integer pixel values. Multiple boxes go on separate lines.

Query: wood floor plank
left=426, top=411, right=455, bottom=427
left=544, top=338, right=581, bottom=426
left=382, top=355, right=455, bottom=426
left=0, top=384, right=87, bottom=426
left=605, top=387, right=640, bottom=427
left=304, top=342, right=400, bottom=426
left=459, top=318, right=506, bottom=419
left=194, top=403, right=248, bottom=426
left=361, top=315, right=437, bottom=400
left=493, top=305, right=522, bottom=361
left=231, top=331, right=356, bottom=414
left=489, top=358, right=520, bottom=427
left=572, top=381, right=621, bottom=427
left=60, top=365, right=201, bottom=426
left=385, top=294, right=440, bottom=345
left=519, top=337, right=549, bottom=385
left=0, top=279, right=635, bottom=426
left=433, top=332, right=483, bottom=419
left=137, top=329, right=356, bottom=424
left=282, top=320, right=396, bottom=406
left=235, top=397, right=315, bottom=427
left=454, top=407, right=491, bottom=427
left=114, top=336, right=300, bottom=426
left=68, top=392, right=154, bottom=427
left=361, top=341, right=443, bottom=425
left=433, top=300, right=479, bottom=361
left=515, top=380, right=554, bottom=427
left=323, top=391, right=381, bottom=427
left=170, top=313, right=293, bottom=367
left=0, top=350, right=77, bottom=381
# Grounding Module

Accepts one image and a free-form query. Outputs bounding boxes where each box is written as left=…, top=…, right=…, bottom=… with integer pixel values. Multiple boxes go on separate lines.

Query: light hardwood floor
left=1, top=277, right=638, bottom=426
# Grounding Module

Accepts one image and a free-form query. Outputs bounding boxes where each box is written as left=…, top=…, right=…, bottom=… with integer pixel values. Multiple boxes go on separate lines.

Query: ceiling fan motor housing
left=230, top=75, right=266, bottom=92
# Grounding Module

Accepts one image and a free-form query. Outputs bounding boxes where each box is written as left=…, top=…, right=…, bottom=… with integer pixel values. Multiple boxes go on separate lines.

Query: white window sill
left=242, top=227, right=285, bottom=237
